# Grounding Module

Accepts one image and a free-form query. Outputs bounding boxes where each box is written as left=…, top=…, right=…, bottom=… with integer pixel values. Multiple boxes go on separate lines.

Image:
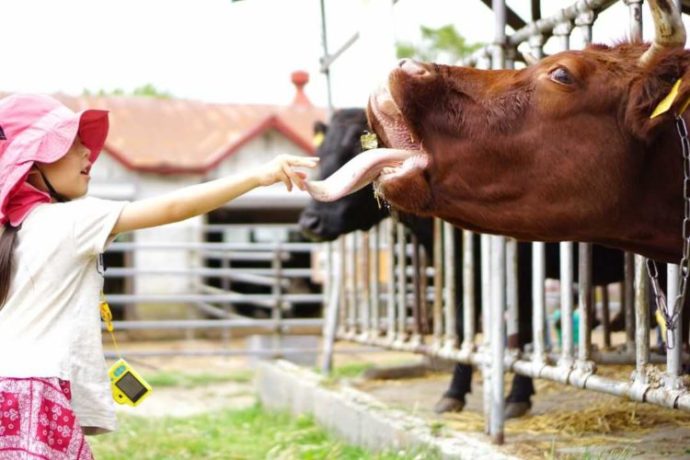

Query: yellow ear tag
left=651, top=78, right=683, bottom=119
left=313, top=131, right=325, bottom=148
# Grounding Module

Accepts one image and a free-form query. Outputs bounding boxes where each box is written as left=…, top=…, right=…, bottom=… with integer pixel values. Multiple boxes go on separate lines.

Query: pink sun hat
left=0, top=93, right=109, bottom=227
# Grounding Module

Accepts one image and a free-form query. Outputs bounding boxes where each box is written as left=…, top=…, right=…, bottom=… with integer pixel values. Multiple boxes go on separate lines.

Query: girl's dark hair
left=0, top=224, right=19, bottom=308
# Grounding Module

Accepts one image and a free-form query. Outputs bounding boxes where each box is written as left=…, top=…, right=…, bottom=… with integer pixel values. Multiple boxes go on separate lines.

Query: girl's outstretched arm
left=110, top=154, right=318, bottom=235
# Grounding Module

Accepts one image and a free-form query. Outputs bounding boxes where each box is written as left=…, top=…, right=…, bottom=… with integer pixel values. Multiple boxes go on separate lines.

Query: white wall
left=211, top=130, right=316, bottom=209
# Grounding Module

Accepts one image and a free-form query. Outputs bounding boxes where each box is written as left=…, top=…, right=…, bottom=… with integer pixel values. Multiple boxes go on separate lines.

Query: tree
left=396, top=25, right=483, bottom=64
left=83, top=84, right=172, bottom=99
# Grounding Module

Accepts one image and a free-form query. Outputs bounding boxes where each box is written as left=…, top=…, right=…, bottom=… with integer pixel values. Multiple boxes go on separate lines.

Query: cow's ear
left=626, top=51, right=690, bottom=141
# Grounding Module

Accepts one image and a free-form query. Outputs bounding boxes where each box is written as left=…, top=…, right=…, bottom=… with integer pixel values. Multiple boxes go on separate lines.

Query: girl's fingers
left=288, top=157, right=319, bottom=168
left=278, top=171, right=292, bottom=192
left=285, top=167, right=305, bottom=191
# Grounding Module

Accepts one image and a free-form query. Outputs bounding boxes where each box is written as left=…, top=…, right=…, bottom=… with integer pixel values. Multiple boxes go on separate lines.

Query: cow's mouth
left=305, top=83, right=428, bottom=203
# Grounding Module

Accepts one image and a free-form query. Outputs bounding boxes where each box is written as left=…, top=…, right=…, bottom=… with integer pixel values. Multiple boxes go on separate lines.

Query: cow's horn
left=639, top=0, right=686, bottom=66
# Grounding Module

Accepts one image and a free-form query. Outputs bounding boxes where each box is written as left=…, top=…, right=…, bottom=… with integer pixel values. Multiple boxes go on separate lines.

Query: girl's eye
left=550, top=67, right=575, bottom=85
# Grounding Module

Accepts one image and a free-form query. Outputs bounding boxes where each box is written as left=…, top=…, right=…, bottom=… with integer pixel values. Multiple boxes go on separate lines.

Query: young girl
left=0, top=93, right=318, bottom=459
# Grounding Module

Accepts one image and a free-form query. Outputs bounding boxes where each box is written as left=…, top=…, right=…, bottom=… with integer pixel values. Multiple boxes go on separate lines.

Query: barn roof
left=2, top=73, right=327, bottom=175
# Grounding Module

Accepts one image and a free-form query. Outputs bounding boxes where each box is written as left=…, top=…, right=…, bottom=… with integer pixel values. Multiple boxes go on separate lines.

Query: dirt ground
left=108, top=337, right=690, bottom=459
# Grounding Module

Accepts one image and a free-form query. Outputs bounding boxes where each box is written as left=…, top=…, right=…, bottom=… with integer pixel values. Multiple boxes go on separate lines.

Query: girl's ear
left=626, top=49, right=690, bottom=141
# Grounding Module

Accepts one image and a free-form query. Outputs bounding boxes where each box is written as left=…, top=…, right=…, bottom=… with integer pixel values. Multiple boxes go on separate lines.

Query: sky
left=1, top=0, right=685, bottom=110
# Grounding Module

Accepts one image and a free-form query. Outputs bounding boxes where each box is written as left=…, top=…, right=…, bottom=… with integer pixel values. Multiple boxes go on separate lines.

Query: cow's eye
left=550, top=67, right=575, bottom=85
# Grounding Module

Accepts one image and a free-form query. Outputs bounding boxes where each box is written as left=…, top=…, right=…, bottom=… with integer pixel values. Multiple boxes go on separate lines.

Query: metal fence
left=102, top=223, right=326, bottom=357
left=319, top=0, right=690, bottom=445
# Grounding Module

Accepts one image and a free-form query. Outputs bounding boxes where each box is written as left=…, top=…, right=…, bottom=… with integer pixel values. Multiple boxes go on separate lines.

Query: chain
left=646, top=115, right=690, bottom=350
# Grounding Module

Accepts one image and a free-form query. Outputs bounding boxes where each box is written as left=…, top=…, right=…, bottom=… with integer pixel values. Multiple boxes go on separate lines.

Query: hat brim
left=78, top=109, right=109, bottom=163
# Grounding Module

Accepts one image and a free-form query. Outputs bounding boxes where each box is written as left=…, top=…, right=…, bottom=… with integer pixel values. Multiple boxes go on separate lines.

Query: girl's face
left=31, top=136, right=92, bottom=200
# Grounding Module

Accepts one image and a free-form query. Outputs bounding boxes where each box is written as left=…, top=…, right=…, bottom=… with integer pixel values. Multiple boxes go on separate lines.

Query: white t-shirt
left=0, top=197, right=127, bottom=432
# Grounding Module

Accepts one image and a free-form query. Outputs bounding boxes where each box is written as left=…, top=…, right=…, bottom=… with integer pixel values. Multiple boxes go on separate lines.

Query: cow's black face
left=299, top=109, right=388, bottom=241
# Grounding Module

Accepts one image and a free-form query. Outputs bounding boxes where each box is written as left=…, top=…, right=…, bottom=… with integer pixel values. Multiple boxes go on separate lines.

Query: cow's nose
left=298, top=212, right=324, bottom=240
left=398, top=59, right=429, bottom=77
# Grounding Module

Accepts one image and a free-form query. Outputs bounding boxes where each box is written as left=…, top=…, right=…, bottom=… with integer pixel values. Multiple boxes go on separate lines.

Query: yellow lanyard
left=99, top=291, right=122, bottom=358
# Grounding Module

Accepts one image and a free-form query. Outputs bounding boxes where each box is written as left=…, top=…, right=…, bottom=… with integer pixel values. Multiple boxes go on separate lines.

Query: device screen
left=115, top=372, right=148, bottom=403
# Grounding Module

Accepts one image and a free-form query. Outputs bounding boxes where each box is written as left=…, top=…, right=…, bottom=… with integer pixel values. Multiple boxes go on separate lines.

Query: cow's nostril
left=399, top=59, right=429, bottom=77
left=298, top=213, right=322, bottom=232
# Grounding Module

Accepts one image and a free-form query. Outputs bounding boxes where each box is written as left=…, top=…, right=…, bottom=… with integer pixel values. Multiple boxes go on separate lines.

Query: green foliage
left=90, top=404, right=439, bottom=459
left=83, top=83, right=172, bottom=99
left=396, top=24, right=483, bottom=63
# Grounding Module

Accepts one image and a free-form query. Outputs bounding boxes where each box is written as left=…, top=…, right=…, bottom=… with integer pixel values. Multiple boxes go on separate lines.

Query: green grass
left=89, top=404, right=439, bottom=460
left=143, top=370, right=253, bottom=389
left=319, top=362, right=376, bottom=386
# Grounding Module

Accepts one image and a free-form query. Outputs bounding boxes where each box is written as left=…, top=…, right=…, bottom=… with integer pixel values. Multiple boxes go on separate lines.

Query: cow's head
left=299, top=108, right=388, bottom=241
left=362, top=0, right=690, bottom=262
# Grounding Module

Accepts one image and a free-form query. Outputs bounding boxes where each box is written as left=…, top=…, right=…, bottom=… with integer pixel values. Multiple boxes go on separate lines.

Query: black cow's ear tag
left=0, top=125, right=6, bottom=140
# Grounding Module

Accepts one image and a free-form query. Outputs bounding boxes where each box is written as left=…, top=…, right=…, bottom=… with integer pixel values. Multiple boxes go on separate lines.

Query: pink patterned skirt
left=0, top=377, right=93, bottom=460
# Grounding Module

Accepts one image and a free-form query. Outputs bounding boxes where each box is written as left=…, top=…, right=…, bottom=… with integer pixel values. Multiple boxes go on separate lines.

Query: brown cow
left=308, top=0, right=689, bottom=264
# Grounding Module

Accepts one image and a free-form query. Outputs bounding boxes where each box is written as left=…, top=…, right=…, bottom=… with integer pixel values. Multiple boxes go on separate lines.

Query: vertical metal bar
left=348, top=232, right=358, bottom=334
left=324, top=241, right=332, bottom=325
left=272, top=245, right=284, bottom=351
left=318, top=0, right=334, bottom=115
left=462, top=230, right=476, bottom=350
left=601, top=286, right=612, bottom=349
left=634, top=255, right=650, bottom=379
left=624, top=0, right=643, bottom=43
left=532, top=242, right=546, bottom=363
left=578, top=243, right=593, bottom=361
left=490, top=236, right=506, bottom=445
left=411, top=234, right=422, bottom=340
left=667, top=264, right=682, bottom=384
left=338, top=236, right=347, bottom=336
left=419, top=242, right=430, bottom=337
left=624, top=252, right=636, bottom=352
left=371, top=225, right=381, bottom=335
left=220, top=255, right=232, bottom=346
left=488, top=4, right=507, bottom=440
left=506, top=239, right=519, bottom=349
left=360, top=231, right=371, bottom=337
left=560, top=242, right=575, bottom=363
left=387, top=219, right=396, bottom=340
left=481, top=233, right=492, bottom=433
left=433, top=219, right=444, bottom=345
left=321, top=241, right=340, bottom=374
left=554, top=21, right=572, bottom=50
left=575, top=10, right=594, bottom=45
left=444, top=222, right=458, bottom=347
left=397, top=223, right=407, bottom=340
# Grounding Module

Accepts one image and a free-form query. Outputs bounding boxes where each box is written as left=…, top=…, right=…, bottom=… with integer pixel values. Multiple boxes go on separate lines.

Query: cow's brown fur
left=367, top=43, right=690, bottom=262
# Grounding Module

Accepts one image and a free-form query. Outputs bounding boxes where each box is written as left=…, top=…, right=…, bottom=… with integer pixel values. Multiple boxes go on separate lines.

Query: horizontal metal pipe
left=109, top=242, right=317, bottom=252
left=105, top=267, right=305, bottom=280
left=461, top=0, right=617, bottom=65
left=105, top=345, right=380, bottom=359
left=104, top=293, right=324, bottom=305
left=106, top=318, right=323, bottom=331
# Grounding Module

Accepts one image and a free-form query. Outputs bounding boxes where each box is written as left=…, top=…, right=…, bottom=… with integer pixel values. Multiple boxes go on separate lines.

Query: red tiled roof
left=19, top=93, right=327, bottom=174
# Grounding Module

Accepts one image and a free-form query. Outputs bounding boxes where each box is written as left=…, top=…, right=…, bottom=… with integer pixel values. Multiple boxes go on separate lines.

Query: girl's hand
left=255, top=154, right=319, bottom=191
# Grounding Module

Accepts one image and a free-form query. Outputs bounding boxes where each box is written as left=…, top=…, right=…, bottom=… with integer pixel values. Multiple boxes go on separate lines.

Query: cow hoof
left=504, top=401, right=531, bottom=419
left=433, top=396, right=465, bottom=414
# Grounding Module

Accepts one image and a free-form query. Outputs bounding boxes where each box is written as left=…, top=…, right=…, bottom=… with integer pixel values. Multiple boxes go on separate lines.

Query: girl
left=0, top=93, right=318, bottom=459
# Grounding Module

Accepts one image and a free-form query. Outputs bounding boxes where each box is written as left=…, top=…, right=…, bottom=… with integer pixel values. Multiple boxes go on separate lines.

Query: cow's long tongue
left=305, top=148, right=420, bottom=202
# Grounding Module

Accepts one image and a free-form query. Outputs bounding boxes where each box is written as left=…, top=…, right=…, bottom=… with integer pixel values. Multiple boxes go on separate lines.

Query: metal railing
left=102, top=223, right=327, bottom=356
left=319, top=0, right=689, bottom=445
